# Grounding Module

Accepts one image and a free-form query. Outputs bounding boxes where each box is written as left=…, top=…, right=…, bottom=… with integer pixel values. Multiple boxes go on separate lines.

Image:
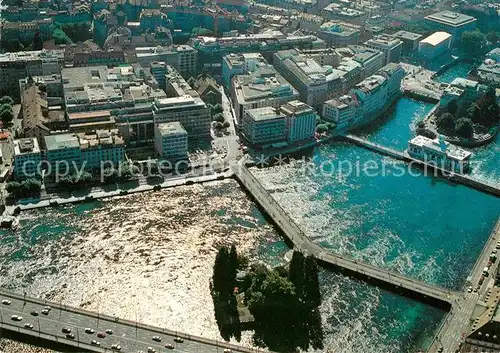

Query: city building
left=134, top=45, right=197, bottom=77
left=64, top=41, right=125, bottom=67
left=477, top=60, right=500, bottom=88
left=0, top=50, right=64, bottom=98
left=424, top=11, right=477, bottom=44
left=440, top=78, right=490, bottom=109
left=364, top=35, right=403, bottom=66
left=44, top=133, right=82, bottom=173
left=322, top=63, right=404, bottom=131
left=154, top=122, right=188, bottom=161
left=300, top=48, right=341, bottom=68
left=21, top=81, right=67, bottom=149
left=418, top=32, right=452, bottom=61
left=192, top=75, right=222, bottom=105
left=152, top=96, right=211, bottom=138
left=341, top=45, right=385, bottom=77
left=78, top=129, right=125, bottom=170
left=13, top=138, right=42, bottom=179
left=317, top=21, right=360, bottom=47
left=273, top=49, right=347, bottom=108
left=19, top=74, right=64, bottom=99
left=221, top=53, right=268, bottom=88
left=281, top=101, right=316, bottom=144
left=231, top=66, right=299, bottom=122
left=189, top=30, right=324, bottom=64
left=407, top=135, right=472, bottom=173
left=393, top=30, right=423, bottom=56
left=241, top=106, right=287, bottom=147
left=322, top=3, right=365, bottom=22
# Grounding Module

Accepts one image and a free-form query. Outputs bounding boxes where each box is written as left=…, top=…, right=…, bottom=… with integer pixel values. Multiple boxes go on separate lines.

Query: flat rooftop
left=420, top=31, right=452, bottom=47
left=393, top=30, right=423, bottom=41
left=156, top=122, right=187, bottom=136
left=45, top=133, right=80, bottom=151
left=425, top=11, right=477, bottom=27
left=14, top=138, right=40, bottom=156
left=246, top=107, right=285, bottom=122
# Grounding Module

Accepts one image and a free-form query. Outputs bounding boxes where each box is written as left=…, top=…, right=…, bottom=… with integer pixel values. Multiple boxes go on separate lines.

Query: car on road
left=97, top=332, right=106, bottom=338
left=174, top=337, right=184, bottom=343
left=152, top=336, right=161, bottom=342
left=165, top=343, right=174, bottom=350
left=468, top=286, right=473, bottom=293
left=147, top=347, right=156, bottom=353
left=224, top=349, right=232, bottom=353
left=66, top=333, right=75, bottom=340
left=85, top=328, right=95, bottom=334
left=111, top=344, right=121, bottom=351
left=30, top=311, right=38, bottom=316
left=90, top=340, right=100, bottom=346
left=11, top=315, right=22, bottom=321
left=106, top=329, right=113, bottom=335
left=41, top=309, right=50, bottom=315
left=2, top=300, right=11, bottom=305
left=24, top=323, right=34, bottom=330
left=62, top=328, right=71, bottom=334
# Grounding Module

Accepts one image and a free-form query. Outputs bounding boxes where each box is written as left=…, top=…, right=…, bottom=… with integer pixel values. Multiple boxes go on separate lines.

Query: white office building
left=154, top=122, right=188, bottom=161
left=13, top=138, right=42, bottom=179
left=242, top=107, right=287, bottom=147
left=364, top=35, right=403, bottom=66
left=418, top=32, right=452, bottom=61
left=281, top=101, right=317, bottom=143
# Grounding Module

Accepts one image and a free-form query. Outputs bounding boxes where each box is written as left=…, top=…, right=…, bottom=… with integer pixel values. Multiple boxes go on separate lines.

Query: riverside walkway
left=233, top=163, right=458, bottom=307
left=340, top=134, right=500, bottom=198
left=427, top=218, right=500, bottom=353
left=0, top=289, right=263, bottom=353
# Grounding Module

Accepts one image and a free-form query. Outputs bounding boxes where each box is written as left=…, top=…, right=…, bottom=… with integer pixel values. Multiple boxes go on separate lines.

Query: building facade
left=424, top=11, right=477, bottom=45
left=364, top=35, right=403, bottom=66
left=418, top=32, right=452, bottom=61
left=13, top=138, right=42, bottom=179
left=154, top=122, right=188, bottom=161
left=242, top=107, right=287, bottom=147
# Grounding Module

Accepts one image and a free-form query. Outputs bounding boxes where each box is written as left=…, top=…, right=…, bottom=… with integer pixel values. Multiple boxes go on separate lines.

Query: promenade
left=233, top=163, right=457, bottom=307
left=0, top=290, right=264, bottom=353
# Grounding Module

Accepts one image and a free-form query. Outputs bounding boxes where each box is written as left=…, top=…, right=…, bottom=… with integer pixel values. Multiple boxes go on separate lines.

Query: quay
left=232, top=163, right=458, bottom=308
left=0, top=289, right=265, bottom=353
left=339, top=134, right=500, bottom=198
left=427, top=218, right=500, bottom=353
left=0, top=169, right=234, bottom=219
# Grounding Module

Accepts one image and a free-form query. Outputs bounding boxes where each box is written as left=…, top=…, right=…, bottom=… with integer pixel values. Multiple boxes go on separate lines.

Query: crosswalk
left=465, top=292, right=479, bottom=300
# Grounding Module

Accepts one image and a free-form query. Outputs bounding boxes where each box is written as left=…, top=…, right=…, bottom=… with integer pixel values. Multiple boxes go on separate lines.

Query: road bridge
left=233, top=163, right=458, bottom=308
left=0, top=289, right=263, bottom=353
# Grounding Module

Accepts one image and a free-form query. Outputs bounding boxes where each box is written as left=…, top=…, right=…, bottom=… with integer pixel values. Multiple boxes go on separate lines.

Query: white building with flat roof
left=152, top=96, right=211, bottom=137
left=281, top=101, right=316, bottom=143
left=222, top=53, right=268, bottom=88
left=13, top=138, right=42, bottom=179
left=418, top=32, right=452, bottom=60
left=242, top=107, right=287, bottom=147
left=231, top=66, right=299, bottom=122
left=364, top=35, right=403, bottom=66
left=154, top=122, right=188, bottom=161
left=44, top=133, right=82, bottom=173
left=78, top=129, right=125, bottom=170
left=407, top=135, right=472, bottom=173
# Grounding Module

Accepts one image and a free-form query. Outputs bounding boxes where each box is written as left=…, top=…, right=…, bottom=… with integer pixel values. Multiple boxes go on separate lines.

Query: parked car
left=85, top=328, right=95, bottom=334
left=174, top=337, right=184, bottom=343
left=152, top=336, right=161, bottom=342
left=97, top=332, right=106, bottom=338
left=62, top=328, right=71, bottom=334
left=11, top=315, right=22, bottom=321
left=111, top=344, right=121, bottom=351
left=24, top=323, right=34, bottom=330
left=30, top=311, right=38, bottom=316
left=165, top=343, right=174, bottom=350
left=66, top=333, right=75, bottom=339
left=2, top=300, right=11, bottom=305
left=90, top=340, right=100, bottom=346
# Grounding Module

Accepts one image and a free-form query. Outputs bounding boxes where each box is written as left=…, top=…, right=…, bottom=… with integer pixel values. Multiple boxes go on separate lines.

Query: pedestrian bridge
left=0, top=290, right=261, bottom=353
left=234, top=163, right=458, bottom=308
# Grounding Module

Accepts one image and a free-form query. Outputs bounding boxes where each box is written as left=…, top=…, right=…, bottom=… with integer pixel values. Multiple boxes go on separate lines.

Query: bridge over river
left=0, top=289, right=263, bottom=353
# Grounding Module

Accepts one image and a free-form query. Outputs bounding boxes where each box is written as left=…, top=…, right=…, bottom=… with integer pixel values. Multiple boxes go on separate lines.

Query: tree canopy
left=436, top=112, right=455, bottom=132
left=461, top=31, right=486, bottom=56
left=455, top=118, right=474, bottom=139
left=0, top=96, right=14, bottom=105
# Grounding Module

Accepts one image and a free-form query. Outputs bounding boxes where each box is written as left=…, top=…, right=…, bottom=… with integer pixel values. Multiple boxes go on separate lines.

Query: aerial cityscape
left=0, top=0, right=498, bottom=352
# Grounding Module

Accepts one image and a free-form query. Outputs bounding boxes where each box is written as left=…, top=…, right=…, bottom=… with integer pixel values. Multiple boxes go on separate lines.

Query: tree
left=228, top=245, right=238, bottom=285
left=467, top=103, right=481, bottom=123
left=222, top=121, right=230, bottom=129
left=38, top=84, right=47, bottom=93
left=213, top=247, right=230, bottom=294
left=52, top=28, right=72, bottom=45
left=187, top=77, right=196, bottom=87
left=0, top=96, right=13, bottom=105
left=0, top=108, right=14, bottom=126
left=436, top=112, right=455, bottom=132
left=447, top=99, right=458, bottom=115
left=33, top=31, right=43, bottom=50
left=212, top=113, right=224, bottom=123
left=461, top=31, right=486, bottom=56
left=486, top=31, right=499, bottom=43
left=303, top=256, right=321, bottom=307
left=192, top=27, right=213, bottom=36
left=288, top=251, right=305, bottom=299
left=417, top=121, right=425, bottom=129
left=316, top=124, right=328, bottom=133
left=213, top=103, right=223, bottom=114
left=455, top=118, right=474, bottom=139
